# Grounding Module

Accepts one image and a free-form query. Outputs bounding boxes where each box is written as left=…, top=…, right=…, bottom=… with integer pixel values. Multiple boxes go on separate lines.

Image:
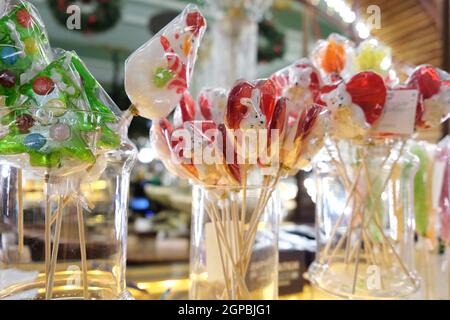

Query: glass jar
left=189, top=184, right=280, bottom=300
left=0, top=139, right=137, bottom=300
left=308, top=138, right=421, bottom=299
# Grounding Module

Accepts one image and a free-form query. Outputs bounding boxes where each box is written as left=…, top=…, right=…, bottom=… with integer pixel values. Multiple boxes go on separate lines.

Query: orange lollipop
left=322, top=38, right=346, bottom=74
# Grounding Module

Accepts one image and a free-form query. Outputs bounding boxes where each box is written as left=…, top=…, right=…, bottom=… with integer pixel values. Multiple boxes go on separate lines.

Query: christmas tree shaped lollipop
left=0, top=3, right=120, bottom=172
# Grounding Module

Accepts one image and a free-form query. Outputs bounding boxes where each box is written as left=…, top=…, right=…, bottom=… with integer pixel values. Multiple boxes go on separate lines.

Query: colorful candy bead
left=44, top=98, right=67, bottom=117
left=16, top=8, right=33, bottom=29
left=23, top=133, right=46, bottom=150
left=32, top=76, right=55, bottom=95
left=1, top=47, right=19, bottom=65
left=50, top=123, right=71, bottom=141
left=0, top=70, right=16, bottom=88
left=16, top=114, right=34, bottom=133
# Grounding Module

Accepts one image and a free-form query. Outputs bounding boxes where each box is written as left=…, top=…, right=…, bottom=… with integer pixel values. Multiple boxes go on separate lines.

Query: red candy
left=346, top=71, right=386, bottom=124
left=186, top=12, right=206, bottom=37
left=407, top=65, right=441, bottom=100
left=32, top=76, right=55, bottom=96
left=295, top=104, right=322, bottom=139
left=226, top=79, right=276, bottom=129
left=406, top=65, right=442, bottom=127
left=16, top=9, right=33, bottom=29
left=269, top=98, right=287, bottom=136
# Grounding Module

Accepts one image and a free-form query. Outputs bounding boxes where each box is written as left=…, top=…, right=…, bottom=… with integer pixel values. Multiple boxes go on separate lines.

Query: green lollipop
left=411, top=144, right=430, bottom=236
left=0, top=2, right=52, bottom=106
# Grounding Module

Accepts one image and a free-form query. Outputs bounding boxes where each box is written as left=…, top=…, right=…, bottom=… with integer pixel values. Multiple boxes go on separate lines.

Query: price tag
left=375, top=90, right=418, bottom=135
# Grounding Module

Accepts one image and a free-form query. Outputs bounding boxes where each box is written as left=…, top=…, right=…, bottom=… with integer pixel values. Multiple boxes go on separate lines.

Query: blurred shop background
left=29, top=0, right=449, bottom=298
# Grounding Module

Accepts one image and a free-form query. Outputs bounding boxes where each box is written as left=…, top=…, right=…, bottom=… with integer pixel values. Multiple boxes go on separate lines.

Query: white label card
left=376, top=90, right=418, bottom=135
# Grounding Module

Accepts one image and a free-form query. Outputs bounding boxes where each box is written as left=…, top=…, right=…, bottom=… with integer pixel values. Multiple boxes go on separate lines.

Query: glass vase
left=308, top=138, right=421, bottom=299
left=189, top=184, right=280, bottom=300
left=0, top=139, right=137, bottom=300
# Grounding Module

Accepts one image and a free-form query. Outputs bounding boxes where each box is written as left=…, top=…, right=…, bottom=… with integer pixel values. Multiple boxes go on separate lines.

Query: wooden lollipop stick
left=319, top=165, right=362, bottom=263
left=351, top=235, right=362, bottom=294
left=17, top=169, right=24, bottom=256
left=206, top=203, right=249, bottom=298
left=205, top=205, right=231, bottom=299
left=44, top=174, right=51, bottom=297
left=46, top=196, right=63, bottom=300
left=76, top=202, right=89, bottom=299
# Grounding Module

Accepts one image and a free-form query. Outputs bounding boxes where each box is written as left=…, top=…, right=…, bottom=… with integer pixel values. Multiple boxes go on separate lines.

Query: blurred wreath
left=258, top=18, right=285, bottom=63
left=48, top=0, right=121, bottom=34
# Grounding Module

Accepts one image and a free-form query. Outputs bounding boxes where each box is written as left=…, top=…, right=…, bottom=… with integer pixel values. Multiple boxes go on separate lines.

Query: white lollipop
left=125, top=5, right=207, bottom=120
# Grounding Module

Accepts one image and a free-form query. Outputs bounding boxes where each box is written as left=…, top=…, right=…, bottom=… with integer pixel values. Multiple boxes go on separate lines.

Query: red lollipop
left=345, top=71, right=386, bottom=125
left=268, top=97, right=287, bottom=146
left=217, top=123, right=241, bottom=184
left=295, top=104, right=323, bottom=140
left=407, top=65, right=443, bottom=128
left=226, top=79, right=276, bottom=130
left=407, top=65, right=441, bottom=100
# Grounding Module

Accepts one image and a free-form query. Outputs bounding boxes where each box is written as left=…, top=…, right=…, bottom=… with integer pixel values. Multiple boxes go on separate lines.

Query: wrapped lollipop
left=226, top=78, right=276, bottom=131
left=198, top=87, right=228, bottom=123
left=0, top=1, right=52, bottom=106
left=270, top=59, right=326, bottom=172
left=125, top=5, right=206, bottom=120
left=0, top=51, right=120, bottom=171
left=270, top=58, right=323, bottom=110
left=354, top=39, right=392, bottom=77
left=311, top=33, right=354, bottom=82
left=0, top=2, right=129, bottom=300
left=320, top=71, right=387, bottom=140
left=406, top=65, right=450, bottom=129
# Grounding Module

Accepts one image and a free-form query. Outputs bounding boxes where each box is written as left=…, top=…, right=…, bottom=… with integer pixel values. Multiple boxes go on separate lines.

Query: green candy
left=153, top=67, right=174, bottom=88
left=411, top=144, right=430, bottom=236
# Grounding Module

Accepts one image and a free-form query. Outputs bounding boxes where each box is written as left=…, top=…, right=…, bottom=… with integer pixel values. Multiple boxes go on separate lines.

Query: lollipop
left=225, top=78, right=276, bottom=130
left=410, top=143, right=432, bottom=237
left=198, top=87, right=228, bottom=124
left=320, top=71, right=387, bottom=139
left=268, top=60, right=326, bottom=172
left=125, top=5, right=206, bottom=120
left=354, top=39, right=392, bottom=76
left=312, top=33, right=354, bottom=81
left=151, top=118, right=199, bottom=181
left=0, top=50, right=121, bottom=169
left=270, top=59, right=322, bottom=111
left=0, top=1, right=52, bottom=106
left=406, top=65, right=450, bottom=129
